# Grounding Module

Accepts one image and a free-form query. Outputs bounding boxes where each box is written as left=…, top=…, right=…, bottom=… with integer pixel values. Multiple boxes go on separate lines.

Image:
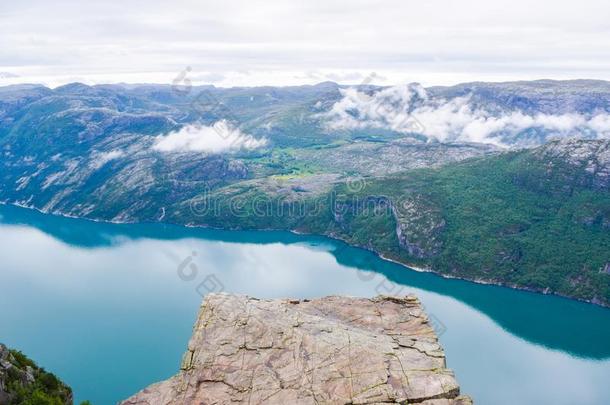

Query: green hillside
left=173, top=140, right=610, bottom=305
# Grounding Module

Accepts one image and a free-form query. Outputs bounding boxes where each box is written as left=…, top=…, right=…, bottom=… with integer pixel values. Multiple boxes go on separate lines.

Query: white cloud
left=323, top=85, right=610, bottom=146
left=1, top=1, right=609, bottom=86
left=153, top=120, right=267, bottom=153
left=588, top=114, right=610, bottom=135
left=90, top=150, right=125, bottom=169
left=323, top=84, right=428, bottom=133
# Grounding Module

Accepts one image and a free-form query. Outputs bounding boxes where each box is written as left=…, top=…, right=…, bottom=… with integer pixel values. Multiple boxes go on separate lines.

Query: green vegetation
left=173, top=144, right=610, bottom=305
left=0, top=81, right=608, bottom=307
left=389, top=151, right=608, bottom=303
left=333, top=150, right=610, bottom=304
left=0, top=344, right=74, bottom=405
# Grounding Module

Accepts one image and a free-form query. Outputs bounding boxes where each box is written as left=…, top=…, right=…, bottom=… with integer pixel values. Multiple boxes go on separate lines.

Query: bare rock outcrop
left=533, top=138, right=610, bottom=190
left=122, top=294, right=471, bottom=405
left=0, top=343, right=72, bottom=404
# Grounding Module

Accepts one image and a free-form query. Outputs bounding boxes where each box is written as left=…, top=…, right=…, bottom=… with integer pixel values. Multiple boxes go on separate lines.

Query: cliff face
left=122, top=294, right=471, bottom=405
left=0, top=343, right=72, bottom=405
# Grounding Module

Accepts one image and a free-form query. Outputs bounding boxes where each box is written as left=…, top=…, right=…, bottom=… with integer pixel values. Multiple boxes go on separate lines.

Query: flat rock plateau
left=121, top=294, right=472, bottom=405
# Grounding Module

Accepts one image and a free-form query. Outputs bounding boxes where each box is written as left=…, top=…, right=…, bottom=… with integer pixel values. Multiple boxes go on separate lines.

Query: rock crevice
left=121, top=294, right=472, bottom=405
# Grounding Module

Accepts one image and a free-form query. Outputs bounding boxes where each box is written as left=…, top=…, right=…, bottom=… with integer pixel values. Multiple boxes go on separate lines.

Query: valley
left=1, top=80, right=609, bottom=306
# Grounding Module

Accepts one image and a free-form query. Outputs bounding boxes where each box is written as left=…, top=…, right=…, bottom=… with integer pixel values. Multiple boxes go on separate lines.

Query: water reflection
left=3, top=204, right=608, bottom=359
left=1, top=203, right=610, bottom=405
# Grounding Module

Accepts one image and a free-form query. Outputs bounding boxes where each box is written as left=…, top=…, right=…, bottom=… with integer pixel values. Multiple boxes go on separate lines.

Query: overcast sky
left=1, top=0, right=609, bottom=87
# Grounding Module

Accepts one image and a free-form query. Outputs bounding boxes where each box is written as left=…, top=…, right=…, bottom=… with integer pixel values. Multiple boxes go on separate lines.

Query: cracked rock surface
left=121, top=294, right=472, bottom=405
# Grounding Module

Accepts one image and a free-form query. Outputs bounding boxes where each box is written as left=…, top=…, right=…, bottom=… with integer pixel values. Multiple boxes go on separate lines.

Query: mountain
left=429, top=79, right=610, bottom=114
left=330, top=139, right=610, bottom=305
left=0, top=80, right=609, bottom=305
left=162, top=139, right=610, bottom=306
left=0, top=343, right=74, bottom=405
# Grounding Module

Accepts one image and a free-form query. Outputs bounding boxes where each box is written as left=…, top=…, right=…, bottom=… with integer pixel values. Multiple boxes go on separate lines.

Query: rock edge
left=121, top=293, right=472, bottom=405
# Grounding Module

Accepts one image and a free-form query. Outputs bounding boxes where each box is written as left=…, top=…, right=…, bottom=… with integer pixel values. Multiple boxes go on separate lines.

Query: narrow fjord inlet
left=1, top=204, right=610, bottom=404
left=2, top=1, right=610, bottom=403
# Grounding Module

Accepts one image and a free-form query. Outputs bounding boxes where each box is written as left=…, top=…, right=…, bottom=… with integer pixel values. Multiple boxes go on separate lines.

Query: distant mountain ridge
left=0, top=80, right=609, bottom=305
left=2, top=79, right=609, bottom=149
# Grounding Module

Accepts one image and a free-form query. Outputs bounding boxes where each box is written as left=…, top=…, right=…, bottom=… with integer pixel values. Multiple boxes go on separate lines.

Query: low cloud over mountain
left=323, top=84, right=610, bottom=147
left=153, top=121, right=268, bottom=154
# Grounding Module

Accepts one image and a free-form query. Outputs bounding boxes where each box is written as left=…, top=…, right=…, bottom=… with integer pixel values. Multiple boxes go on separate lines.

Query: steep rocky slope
left=327, top=139, right=610, bottom=305
left=122, top=294, right=472, bottom=405
left=1, top=81, right=609, bottom=306
left=0, top=343, right=72, bottom=405
left=169, top=139, right=610, bottom=306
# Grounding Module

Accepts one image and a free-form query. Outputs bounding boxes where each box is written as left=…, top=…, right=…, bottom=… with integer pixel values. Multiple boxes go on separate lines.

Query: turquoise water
left=1, top=203, right=610, bottom=404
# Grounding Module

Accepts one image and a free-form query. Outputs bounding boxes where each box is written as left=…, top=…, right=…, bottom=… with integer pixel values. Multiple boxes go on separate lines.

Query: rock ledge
left=122, top=294, right=472, bottom=404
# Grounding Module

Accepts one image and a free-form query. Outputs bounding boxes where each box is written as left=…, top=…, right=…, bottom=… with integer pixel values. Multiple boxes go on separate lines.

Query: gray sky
left=1, top=0, right=609, bottom=87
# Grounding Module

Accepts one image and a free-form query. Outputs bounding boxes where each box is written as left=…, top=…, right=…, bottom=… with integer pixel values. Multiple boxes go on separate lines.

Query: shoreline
left=1, top=201, right=608, bottom=309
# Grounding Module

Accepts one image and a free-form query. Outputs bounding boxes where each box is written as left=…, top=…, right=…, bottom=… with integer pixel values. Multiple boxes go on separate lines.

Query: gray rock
left=0, top=343, right=72, bottom=404
left=24, top=366, right=35, bottom=384
left=534, top=138, right=610, bottom=189
left=121, top=293, right=471, bottom=405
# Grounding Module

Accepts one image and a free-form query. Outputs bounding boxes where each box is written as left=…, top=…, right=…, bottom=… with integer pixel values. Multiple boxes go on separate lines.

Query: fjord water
left=1, top=204, right=610, bottom=404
